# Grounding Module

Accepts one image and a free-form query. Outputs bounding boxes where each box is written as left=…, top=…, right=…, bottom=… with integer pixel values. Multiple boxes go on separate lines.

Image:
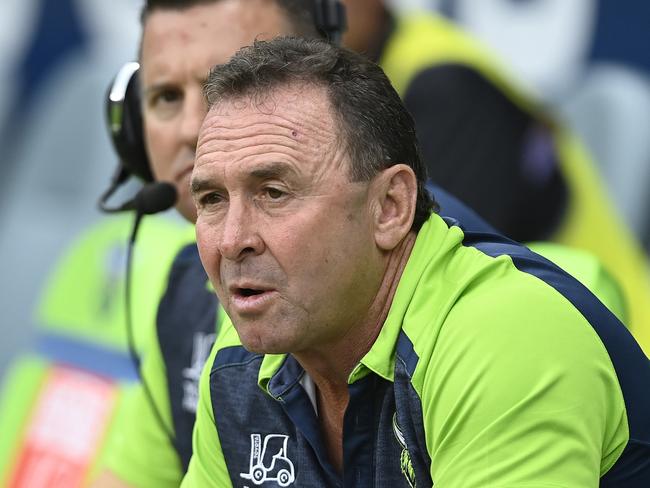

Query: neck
left=296, top=231, right=416, bottom=474
left=294, top=231, right=417, bottom=396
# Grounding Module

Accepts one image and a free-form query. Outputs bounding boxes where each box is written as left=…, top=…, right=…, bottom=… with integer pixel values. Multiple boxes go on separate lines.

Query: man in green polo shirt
left=183, top=37, right=650, bottom=487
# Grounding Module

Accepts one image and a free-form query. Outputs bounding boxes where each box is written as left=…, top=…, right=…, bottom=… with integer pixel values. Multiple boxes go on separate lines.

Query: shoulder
left=418, top=241, right=617, bottom=376
left=398, top=226, right=628, bottom=418
left=409, top=258, right=629, bottom=484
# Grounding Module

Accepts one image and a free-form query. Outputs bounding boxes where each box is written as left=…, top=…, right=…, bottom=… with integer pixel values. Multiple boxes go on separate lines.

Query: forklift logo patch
left=240, top=433, right=295, bottom=486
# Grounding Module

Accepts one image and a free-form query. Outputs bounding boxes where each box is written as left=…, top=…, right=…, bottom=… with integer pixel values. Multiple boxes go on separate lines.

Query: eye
left=264, top=187, right=285, bottom=200
left=153, top=88, right=181, bottom=104
left=146, top=87, right=183, bottom=118
left=158, top=89, right=180, bottom=103
left=198, top=192, right=224, bottom=208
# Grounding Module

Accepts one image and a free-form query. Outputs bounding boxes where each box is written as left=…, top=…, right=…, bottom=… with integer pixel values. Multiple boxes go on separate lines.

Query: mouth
left=231, top=283, right=273, bottom=298
left=236, top=287, right=266, bottom=297
left=229, top=285, right=277, bottom=315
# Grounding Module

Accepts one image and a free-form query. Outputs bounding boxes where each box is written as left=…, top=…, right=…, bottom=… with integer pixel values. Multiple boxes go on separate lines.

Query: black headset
left=101, top=0, right=346, bottom=207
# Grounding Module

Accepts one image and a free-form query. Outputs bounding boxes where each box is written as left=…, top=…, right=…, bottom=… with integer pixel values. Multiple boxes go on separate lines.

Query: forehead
left=140, top=0, right=290, bottom=81
left=195, top=83, right=340, bottom=170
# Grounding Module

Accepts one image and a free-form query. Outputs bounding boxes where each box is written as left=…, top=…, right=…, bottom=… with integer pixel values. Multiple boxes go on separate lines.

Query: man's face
left=193, top=84, right=386, bottom=354
left=139, top=0, right=291, bottom=222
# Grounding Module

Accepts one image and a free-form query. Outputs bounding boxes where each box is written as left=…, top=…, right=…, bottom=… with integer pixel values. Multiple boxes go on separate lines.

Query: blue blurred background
left=0, top=0, right=649, bottom=375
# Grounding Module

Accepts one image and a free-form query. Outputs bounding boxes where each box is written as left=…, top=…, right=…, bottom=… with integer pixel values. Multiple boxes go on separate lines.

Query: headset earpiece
left=313, top=0, right=346, bottom=45
left=105, top=62, right=153, bottom=183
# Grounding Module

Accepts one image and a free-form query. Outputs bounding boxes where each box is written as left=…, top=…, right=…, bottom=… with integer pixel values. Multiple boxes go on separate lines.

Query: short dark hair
left=204, top=37, right=437, bottom=230
left=140, top=0, right=322, bottom=39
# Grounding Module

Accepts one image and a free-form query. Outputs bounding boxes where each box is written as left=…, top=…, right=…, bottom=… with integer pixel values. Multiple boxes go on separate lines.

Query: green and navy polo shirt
left=182, top=213, right=650, bottom=487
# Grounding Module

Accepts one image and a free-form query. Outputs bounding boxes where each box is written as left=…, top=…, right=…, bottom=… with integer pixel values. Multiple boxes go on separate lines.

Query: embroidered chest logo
left=240, top=433, right=295, bottom=487
left=181, top=332, right=216, bottom=413
left=393, top=413, right=416, bottom=488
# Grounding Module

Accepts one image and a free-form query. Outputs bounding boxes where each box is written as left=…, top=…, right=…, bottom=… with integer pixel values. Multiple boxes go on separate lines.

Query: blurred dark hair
left=204, top=37, right=436, bottom=230
left=140, top=0, right=322, bottom=39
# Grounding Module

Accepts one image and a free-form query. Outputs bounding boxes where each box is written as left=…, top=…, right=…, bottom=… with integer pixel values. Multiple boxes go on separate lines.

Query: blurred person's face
left=340, top=0, right=387, bottom=55
left=192, top=84, right=386, bottom=355
left=139, top=0, right=291, bottom=222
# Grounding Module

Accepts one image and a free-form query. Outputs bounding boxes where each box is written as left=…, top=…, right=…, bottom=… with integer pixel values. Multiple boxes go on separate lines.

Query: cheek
left=277, top=222, right=344, bottom=285
left=290, top=214, right=374, bottom=286
left=144, top=120, right=176, bottom=180
left=195, top=221, right=221, bottom=282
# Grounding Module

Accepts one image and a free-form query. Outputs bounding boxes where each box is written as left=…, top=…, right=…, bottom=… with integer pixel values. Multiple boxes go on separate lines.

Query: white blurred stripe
left=451, top=0, right=596, bottom=99
left=386, top=0, right=436, bottom=12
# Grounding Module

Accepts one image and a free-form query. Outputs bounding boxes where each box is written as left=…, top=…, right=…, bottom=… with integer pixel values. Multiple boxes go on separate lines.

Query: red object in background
left=8, top=366, right=118, bottom=488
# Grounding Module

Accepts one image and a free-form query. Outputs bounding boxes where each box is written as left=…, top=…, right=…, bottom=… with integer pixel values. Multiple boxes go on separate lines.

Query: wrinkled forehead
left=196, top=82, right=340, bottom=163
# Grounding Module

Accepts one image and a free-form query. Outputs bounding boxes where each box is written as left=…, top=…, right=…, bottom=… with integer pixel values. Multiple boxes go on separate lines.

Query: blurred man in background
left=92, top=1, right=329, bottom=486
left=0, top=1, right=194, bottom=486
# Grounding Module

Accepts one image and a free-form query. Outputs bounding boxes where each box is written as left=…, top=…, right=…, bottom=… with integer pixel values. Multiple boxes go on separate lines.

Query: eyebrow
left=248, top=161, right=295, bottom=180
left=142, top=82, right=171, bottom=97
left=143, top=73, right=208, bottom=96
left=190, top=176, right=214, bottom=196
left=190, top=161, right=297, bottom=196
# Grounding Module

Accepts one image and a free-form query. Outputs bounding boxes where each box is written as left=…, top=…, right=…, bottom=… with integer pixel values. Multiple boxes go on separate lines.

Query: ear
left=371, top=164, right=417, bottom=251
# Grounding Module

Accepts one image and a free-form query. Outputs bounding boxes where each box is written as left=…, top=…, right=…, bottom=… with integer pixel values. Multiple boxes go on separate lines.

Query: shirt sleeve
left=417, top=271, right=628, bottom=487
left=102, top=334, right=183, bottom=488
left=181, top=324, right=237, bottom=487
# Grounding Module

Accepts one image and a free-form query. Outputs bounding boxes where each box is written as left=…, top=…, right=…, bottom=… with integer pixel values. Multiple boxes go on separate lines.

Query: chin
left=237, top=328, right=292, bottom=355
left=240, top=339, right=287, bottom=355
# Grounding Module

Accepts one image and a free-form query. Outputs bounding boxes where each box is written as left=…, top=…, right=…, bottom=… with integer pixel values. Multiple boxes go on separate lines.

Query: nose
left=218, top=199, right=265, bottom=262
left=179, top=89, right=207, bottom=149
